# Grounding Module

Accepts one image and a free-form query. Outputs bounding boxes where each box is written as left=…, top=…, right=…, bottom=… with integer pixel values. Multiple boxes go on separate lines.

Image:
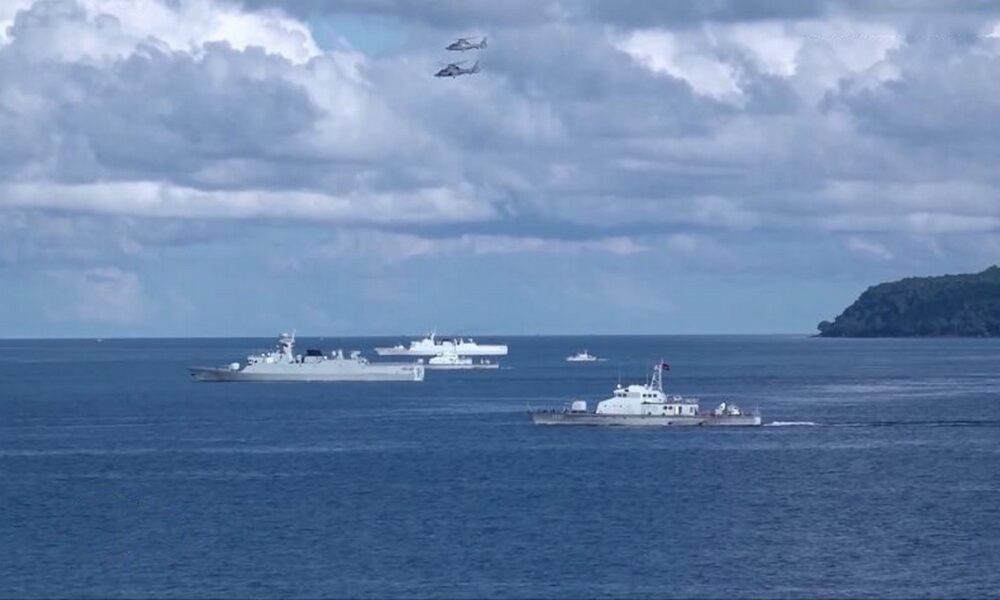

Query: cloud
left=3, top=0, right=1000, bottom=334
left=0, top=181, right=496, bottom=224
left=614, top=19, right=902, bottom=103
left=314, top=230, right=647, bottom=263
left=834, top=32, right=1000, bottom=150
left=3, top=0, right=320, bottom=64
left=615, top=29, right=743, bottom=101
left=844, top=236, right=893, bottom=261
left=51, top=266, right=145, bottom=323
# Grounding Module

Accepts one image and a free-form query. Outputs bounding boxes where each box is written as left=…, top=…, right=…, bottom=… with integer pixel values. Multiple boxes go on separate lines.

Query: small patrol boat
left=531, top=362, right=761, bottom=426
left=566, top=350, right=600, bottom=362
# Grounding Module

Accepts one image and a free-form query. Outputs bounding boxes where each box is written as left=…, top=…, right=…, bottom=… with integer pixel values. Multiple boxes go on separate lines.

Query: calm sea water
left=2, top=335, right=999, bottom=599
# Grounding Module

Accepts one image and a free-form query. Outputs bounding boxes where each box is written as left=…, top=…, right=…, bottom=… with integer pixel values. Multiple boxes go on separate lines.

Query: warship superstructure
left=375, top=333, right=507, bottom=357
left=190, top=333, right=424, bottom=382
left=531, top=363, right=760, bottom=426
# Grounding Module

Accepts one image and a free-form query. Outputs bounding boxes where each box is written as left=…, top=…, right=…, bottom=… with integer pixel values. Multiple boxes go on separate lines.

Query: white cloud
left=0, top=181, right=496, bottom=224
left=614, top=28, right=743, bottom=101
left=614, top=19, right=902, bottom=102
left=315, top=230, right=647, bottom=263
left=727, top=22, right=802, bottom=77
left=2, top=0, right=320, bottom=64
left=844, top=236, right=893, bottom=261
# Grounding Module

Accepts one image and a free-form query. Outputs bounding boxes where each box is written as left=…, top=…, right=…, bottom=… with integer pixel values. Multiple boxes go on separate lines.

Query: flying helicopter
left=446, top=36, right=487, bottom=51
left=434, top=60, right=481, bottom=78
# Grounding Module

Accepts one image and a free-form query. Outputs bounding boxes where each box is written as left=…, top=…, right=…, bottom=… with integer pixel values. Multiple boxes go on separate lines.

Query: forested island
left=817, top=266, right=1000, bottom=337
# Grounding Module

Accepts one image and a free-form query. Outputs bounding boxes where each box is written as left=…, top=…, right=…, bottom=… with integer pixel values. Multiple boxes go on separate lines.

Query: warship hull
left=190, top=364, right=424, bottom=382
left=530, top=412, right=761, bottom=427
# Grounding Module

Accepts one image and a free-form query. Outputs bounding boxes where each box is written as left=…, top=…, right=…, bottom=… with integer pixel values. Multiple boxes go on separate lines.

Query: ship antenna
left=650, top=360, right=664, bottom=392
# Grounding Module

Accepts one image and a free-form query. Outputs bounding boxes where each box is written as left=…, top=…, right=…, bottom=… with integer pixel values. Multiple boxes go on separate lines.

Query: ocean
left=2, top=335, right=999, bottom=598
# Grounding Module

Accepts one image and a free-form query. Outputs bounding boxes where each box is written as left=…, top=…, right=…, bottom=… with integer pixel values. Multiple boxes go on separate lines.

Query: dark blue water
left=2, top=336, right=999, bottom=598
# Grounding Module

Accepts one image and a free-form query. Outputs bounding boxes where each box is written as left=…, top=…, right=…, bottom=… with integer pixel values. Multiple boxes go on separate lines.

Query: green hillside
left=818, top=266, right=1000, bottom=337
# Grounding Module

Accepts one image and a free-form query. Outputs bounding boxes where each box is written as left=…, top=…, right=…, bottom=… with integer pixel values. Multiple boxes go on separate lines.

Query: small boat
left=566, top=350, right=600, bottom=362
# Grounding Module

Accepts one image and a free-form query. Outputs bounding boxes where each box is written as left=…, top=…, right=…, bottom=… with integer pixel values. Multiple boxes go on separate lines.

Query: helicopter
left=446, top=37, right=487, bottom=52
left=434, top=60, right=481, bottom=78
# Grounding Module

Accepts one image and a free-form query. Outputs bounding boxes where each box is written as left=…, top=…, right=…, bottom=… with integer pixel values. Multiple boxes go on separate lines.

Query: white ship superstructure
left=375, top=333, right=507, bottom=357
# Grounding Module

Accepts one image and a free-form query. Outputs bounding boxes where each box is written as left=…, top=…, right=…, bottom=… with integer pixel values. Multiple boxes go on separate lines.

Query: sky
left=2, top=0, right=1000, bottom=337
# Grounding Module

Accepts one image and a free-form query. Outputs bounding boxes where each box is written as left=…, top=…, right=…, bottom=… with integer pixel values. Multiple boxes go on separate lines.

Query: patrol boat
left=566, top=350, right=600, bottom=362
left=375, top=332, right=507, bottom=357
left=190, top=333, right=424, bottom=382
left=531, top=362, right=760, bottom=426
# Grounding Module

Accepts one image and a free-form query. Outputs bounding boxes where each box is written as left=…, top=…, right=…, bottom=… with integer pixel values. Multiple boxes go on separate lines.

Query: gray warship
left=531, top=362, right=761, bottom=426
left=189, top=333, right=424, bottom=382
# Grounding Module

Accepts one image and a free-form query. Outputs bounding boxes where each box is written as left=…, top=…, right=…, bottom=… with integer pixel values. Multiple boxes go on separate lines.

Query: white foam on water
left=765, top=421, right=818, bottom=427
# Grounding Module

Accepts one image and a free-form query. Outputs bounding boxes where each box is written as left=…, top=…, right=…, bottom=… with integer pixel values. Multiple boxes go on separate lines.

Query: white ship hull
left=531, top=412, right=761, bottom=427
left=424, top=362, right=500, bottom=370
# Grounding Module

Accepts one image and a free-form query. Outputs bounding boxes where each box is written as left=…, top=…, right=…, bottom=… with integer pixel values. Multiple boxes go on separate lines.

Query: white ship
left=375, top=332, right=507, bottom=357
left=566, top=350, right=600, bottom=362
left=531, top=362, right=760, bottom=426
left=190, top=333, right=424, bottom=382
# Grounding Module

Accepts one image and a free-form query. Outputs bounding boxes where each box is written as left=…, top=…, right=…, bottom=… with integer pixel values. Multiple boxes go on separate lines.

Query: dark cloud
left=239, top=0, right=571, bottom=28
left=836, top=40, right=1000, bottom=147
left=241, top=0, right=1000, bottom=29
